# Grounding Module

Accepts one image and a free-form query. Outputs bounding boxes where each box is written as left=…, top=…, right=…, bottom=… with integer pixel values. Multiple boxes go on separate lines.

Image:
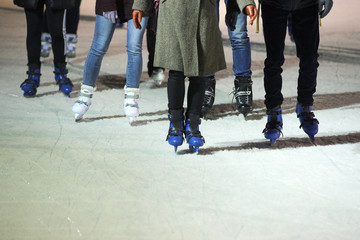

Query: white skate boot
left=40, top=33, right=52, bottom=60
left=151, top=69, right=165, bottom=87
left=72, top=84, right=94, bottom=121
left=124, top=86, right=140, bottom=124
left=66, top=34, right=77, bottom=59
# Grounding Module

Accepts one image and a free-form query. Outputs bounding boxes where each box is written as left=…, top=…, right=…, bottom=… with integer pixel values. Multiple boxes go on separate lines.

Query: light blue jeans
left=83, top=15, right=149, bottom=88
left=210, top=0, right=251, bottom=77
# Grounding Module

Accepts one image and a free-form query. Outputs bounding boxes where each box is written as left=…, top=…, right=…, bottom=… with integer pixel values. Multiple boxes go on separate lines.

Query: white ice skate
left=124, top=86, right=140, bottom=124
left=151, top=69, right=164, bottom=87
left=72, top=84, right=94, bottom=121
left=40, top=33, right=52, bottom=61
left=66, top=34, right=77, bottom=60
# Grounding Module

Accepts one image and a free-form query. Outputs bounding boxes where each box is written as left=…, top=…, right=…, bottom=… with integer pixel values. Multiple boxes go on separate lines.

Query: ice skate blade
left=269, top=139, right=277, bottom=145
left=74, top=113, right=83, bottom=121
left=128, top=117, right=136, bottom=124
left=189, top=146, right=200, bottom=153
left=154, top=80, right=162, bottom=87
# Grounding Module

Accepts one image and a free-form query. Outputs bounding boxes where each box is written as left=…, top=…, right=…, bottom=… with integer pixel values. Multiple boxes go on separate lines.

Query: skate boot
left=233, top=76, right=253, bottom=117
left=124, top=86, right=140, bottom=124
left=72, top=84, right=94, bottom=121
left=166, top=109, right=185, bottom=152
left=296, top=103, right=319, bottom=142
left=66, top=34, right=77, bottom=59
left=20, top=64, right=41, bottom=97
left=40, top=33, right=52, bottom=58
left=201, top=76, right=216, bottom=117
left=185, top=113, right=205, bottom=152
left=263, top=106, right=283, bottom=145
left=151, top=68, right=165, bottom=87
left=54, top=63, right=73, bottom=97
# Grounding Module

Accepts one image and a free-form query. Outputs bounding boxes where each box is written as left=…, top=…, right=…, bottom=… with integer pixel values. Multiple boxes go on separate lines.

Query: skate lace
left=231, top=87, right=251, bottom=105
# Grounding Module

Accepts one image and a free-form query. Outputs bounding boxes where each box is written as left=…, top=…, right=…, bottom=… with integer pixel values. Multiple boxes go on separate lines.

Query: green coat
left=133, top=0, right=232, bottom=77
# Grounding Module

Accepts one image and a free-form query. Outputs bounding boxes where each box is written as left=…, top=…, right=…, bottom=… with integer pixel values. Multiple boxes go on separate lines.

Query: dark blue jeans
left=262, top=3, right=319, bottom=109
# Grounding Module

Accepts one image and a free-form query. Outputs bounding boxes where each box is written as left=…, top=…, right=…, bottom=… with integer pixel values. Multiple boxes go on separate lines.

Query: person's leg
left=65, top=0, right=81, bottom=58
left=46, top=6, right=66, bottom=65
left=125, top=16, right=149, bottom=88
left=146, top=27, right=156, bottom=77
left=227, top=12, right=251, bottom=77
left=82, top=15, right=116, bottom=87
left=291, top=5, right=319, bottom=107
left=187, top=77, right=206, bottom=117
left=186, top=76, right=206, bottom=152
left=261, top=3, right=288, bottom=143
left=40, top=7, right=52, bottom=58
left=292, top=4, right=320, bottom=140
left=25, top=6, right=44, bottom=67
left=166, top=70, right=186, bottom=151
left=21, top=5, right=44, bottom=96
left=72, top=15, right=115, bottom=119
left=66, top=0, right=81, bottom=34
left=262, top=3, right=289, bottom=110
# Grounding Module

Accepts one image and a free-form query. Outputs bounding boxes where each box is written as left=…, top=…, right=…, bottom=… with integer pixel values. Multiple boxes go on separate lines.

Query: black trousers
left=167, top=70, right=205, bottom=118
left=25, top=0, right=66, bottom=67
left=262, top=3, right=320, bottom=109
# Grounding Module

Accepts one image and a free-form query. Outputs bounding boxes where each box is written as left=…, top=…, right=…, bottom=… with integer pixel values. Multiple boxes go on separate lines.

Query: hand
left=103, top=11, right=118, bottom=23
left=132, top=10, right=143, bottom=30
left=244, top=5, right=257, bottom=25
left=318, top=0, right=333, bottom=18
left=225, top=0, right=240, bottom=31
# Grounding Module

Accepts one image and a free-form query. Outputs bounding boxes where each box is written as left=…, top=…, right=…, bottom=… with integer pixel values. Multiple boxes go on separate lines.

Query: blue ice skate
left=54, top=65, right=73, bottom=97
left=185, top=114, right=205, bottom=153
left=263, top=106, right=283, bottom=145
left=296, top=103, right=319, bottom=142
left=166, top=110, right=185, bottom=152
left=20, top=67, right=41, bottom=97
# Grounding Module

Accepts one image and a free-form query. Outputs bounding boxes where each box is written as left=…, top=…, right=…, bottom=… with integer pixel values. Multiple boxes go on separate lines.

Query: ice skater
left=14, top=0, right=75, bottom=97
left=260, top=0, right=333, bottom=144
left=41, top=0, right=82, bottom=60
left=202, top=0, right=257, bottom=118
left=133, top=0, right=255, bottom=152
left=72, top=0, right=152, bottom=123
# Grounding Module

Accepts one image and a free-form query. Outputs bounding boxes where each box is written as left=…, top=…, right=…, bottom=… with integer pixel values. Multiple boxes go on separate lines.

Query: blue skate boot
left=20, top=64, right=41, bottom=97
left=54, top=63, right=73, bottom=97
left=263, top=106, right=283, bottom=145
left=185, top=113, right=205, bottom=153
left=296, top=103, right=319, bottom=142
left=166, top=109, right=185, bottom=152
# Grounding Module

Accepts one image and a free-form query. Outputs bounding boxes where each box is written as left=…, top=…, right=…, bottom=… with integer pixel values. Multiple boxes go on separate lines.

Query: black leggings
left=42, top=0, right=81, bottom=34
left=25, top=1, right=66, bottom=67
left=167, top=70, right=205, bottom=117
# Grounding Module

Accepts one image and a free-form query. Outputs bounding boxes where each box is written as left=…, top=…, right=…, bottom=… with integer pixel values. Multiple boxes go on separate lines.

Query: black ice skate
left=233, top=76, right=253, bottom=117
left=201, top=76, right=216, bottom=117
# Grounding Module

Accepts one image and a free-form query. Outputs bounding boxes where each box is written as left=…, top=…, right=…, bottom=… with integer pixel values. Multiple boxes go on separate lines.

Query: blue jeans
left=209, top=0, right=251, bottom=78
left=83, top=15, right=149, bottom=88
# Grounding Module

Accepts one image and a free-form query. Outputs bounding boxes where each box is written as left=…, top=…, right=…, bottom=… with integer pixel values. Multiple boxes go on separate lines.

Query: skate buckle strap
left=79, top=91, right=93, bottom=98
left=125, top=102, right=139, bottom=108
left=56, top=78, right=73, bottom=89
left=26, top=71, right=41, bottom=77
left=20, top=78, right=39, bottom=88
left=297, top=111, right=319, bottom=128
left=75, top=99, right=90, bottom=106
left=125, top=94, right=139, bottom=99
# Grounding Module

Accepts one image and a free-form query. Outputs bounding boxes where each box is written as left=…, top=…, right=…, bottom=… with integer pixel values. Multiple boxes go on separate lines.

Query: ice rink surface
left=1, top=1, right=360, bottom=239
